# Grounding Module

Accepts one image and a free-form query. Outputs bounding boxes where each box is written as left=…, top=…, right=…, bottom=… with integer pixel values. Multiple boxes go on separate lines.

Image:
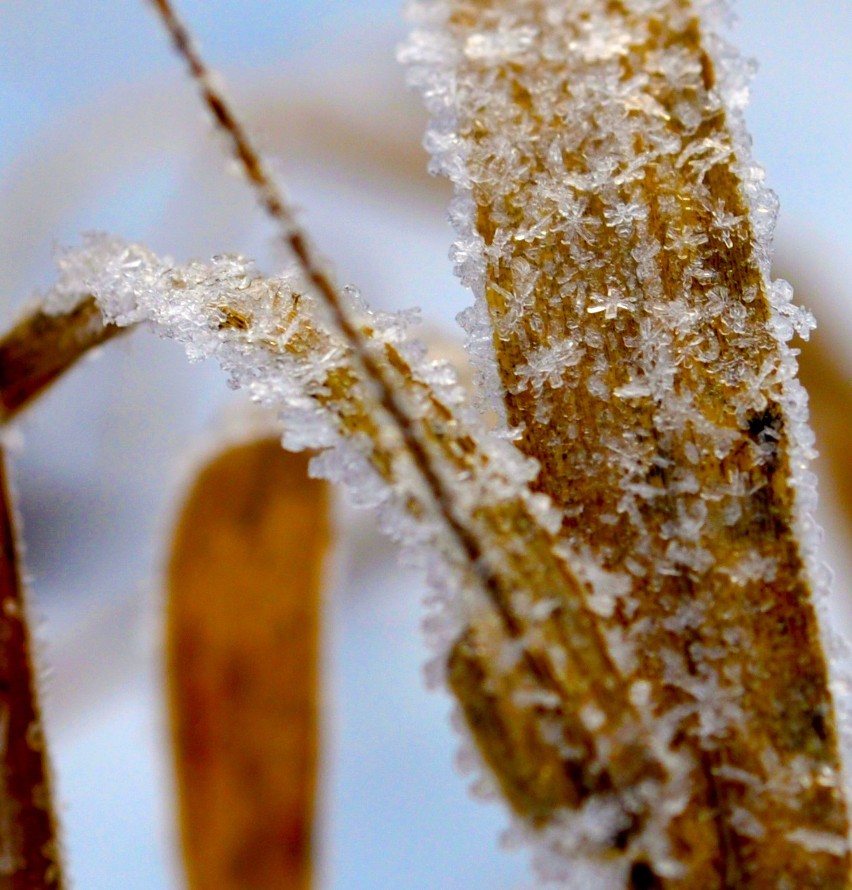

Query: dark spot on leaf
left=811, top=708, right=828, bottom=743
left=629, top=861, right=662, bottom=890
left=746, top=406, right=783, bottom=447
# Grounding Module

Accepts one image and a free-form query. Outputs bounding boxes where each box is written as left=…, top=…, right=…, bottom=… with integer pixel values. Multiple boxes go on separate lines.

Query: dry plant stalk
left=406, top=0, right=850, bottom=886
left=168, top=439, right=328, bottom=889
left=798, top=336, right=852, bottom=533
left=0, top=451, right=63, bottom=889
left=0, top=294, right=126, bottom=888
left=139, top=0, right=685, bottom=832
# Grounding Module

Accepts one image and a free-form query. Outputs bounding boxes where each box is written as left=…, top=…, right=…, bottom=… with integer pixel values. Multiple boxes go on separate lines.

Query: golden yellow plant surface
left=418, top=1, right=850, bottom=885
left=0, top=1, right=847, bottom=888
left=168, top=440, right=329, bottom=889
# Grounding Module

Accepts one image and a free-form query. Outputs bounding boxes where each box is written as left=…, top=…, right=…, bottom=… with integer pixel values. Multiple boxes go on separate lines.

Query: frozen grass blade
left=46, top=234, right=684, bottom=862
left=168, top=439, right=328, bottom=889
left=0, top=297, right=125, bottom=422
left=142, top=0, right=512, bottom=614
left=405, top=0, right=850, bottom=886
left=138, top=0, right=688, bottom=835
left=0, top=451, right=64, bottom=888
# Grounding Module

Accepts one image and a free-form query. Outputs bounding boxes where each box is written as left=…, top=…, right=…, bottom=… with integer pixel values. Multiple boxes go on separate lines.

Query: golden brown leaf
left=798, top=336, right=852, bottom=535
left=167, top=439, right=329, bottom=890
left=0, top=297, right=125, bottom=423
left=424, top=1, right=850, bottom=885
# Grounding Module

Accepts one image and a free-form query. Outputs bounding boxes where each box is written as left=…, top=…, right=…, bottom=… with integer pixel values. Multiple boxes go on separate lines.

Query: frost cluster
left=403, top=0, right=849, bottom=882
left=32, top=0, right=849, bottom=882
left=44, top=233, right=562, bottom=637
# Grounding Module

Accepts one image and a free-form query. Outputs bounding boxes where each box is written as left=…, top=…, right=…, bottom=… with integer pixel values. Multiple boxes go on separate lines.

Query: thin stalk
left=0, top=450, right=64, bottom=889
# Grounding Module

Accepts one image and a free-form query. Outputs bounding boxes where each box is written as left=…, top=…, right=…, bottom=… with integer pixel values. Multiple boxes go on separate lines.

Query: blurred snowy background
left=0, top=2, right=849, bottom=887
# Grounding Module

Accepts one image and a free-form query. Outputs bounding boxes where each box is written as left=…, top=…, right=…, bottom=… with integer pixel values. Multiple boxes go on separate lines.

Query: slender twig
left=0, top=449, right=64, bottom=888
left=145, top=1, right=477, bottom=572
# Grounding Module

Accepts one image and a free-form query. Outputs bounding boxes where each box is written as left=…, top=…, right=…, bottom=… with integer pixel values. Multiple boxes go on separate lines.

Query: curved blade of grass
left=167, top=438, right=329, bottom=890
left=406, top=0, right=850, bottom=886
left=49, top=236, right=680, bottom=851
left=0, top=297, right=126, bottom=423
left=131, top=0, right=682, bottom=839
left=0, top=450, right=64, bottom=888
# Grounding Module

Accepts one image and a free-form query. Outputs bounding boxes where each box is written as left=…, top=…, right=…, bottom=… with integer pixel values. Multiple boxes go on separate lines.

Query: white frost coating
left=570, top=550, right=633, bottom=621
left=403, top=0, right=851, bottom=881
left=40, top=234, right=566, bottom=654
left=400, top=11, right=509, bottom=425
left=42, top=233, right=711, bottom=880
left=697, top=0, right=852, bottom=819
left=786, top=828, right=850, bottom=859
left=729, top=806, right=766, bottom=840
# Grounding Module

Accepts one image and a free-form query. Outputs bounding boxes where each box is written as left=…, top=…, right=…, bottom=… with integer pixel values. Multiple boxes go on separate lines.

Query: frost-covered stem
left=145, top=0, right=590, bottom=666
left=46, top=235, right=675, bottom=839
left=0, top=297, right=125, bottom=422
left=0, top=451, right=64, bottom=889
left=148, top=0, right=478, bottom=591
left=404, top=0, right=850, bottom=885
